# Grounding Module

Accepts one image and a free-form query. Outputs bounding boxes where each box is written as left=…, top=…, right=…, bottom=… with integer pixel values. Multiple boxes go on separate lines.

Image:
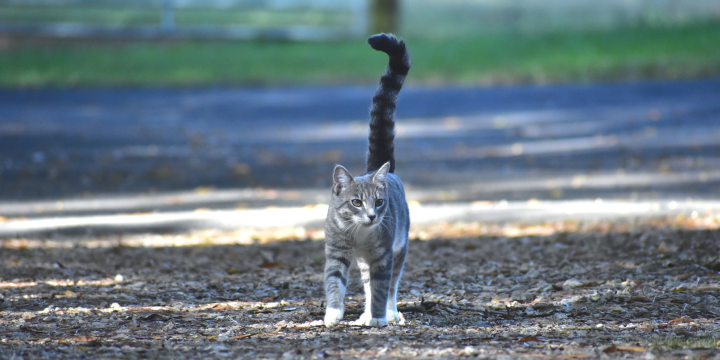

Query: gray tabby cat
left=324, top=33, right=411, bottom=328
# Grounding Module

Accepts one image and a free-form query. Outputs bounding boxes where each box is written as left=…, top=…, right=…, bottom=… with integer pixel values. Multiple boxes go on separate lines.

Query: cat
left=323, top=33, right=411, bottom=328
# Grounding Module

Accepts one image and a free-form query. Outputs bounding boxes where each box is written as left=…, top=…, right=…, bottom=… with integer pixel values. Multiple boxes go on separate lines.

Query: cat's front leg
left=384, top=281, right=401, bottom=324
left=386, top=241, right=408, bottom=325
left=324, top=308, right=344, bottom=328
left=385, top=293, right=405, bottom=325
left=352, top=253, right=392, bottom=327
left=324, top=240, right=352, bottom=328
left=351, top=278, right=374, bottom=326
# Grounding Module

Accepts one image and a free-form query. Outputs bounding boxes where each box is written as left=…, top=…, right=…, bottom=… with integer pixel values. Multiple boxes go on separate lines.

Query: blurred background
left=2, top=0, right=720, bottom=86
left=1, top=0, right=720, bottom=235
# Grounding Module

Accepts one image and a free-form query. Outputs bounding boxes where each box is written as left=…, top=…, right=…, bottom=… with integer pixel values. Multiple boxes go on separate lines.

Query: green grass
left=0, top=5, right=349, bottom=27
left=1, top=22, right=720, bottom=87
left=0, top=5, right=160, bottom=25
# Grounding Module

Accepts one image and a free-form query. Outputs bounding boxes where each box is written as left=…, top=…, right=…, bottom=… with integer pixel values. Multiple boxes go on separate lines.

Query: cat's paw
left=367, top=33, right=404, bottom=56
left=324, top=308, right=344, bottom=328
left=351, top=313, right=388, bottom=327
left=368, top=317, right=389, bottom=327
left=386, top=310, right=405, bottom=325
left=351, top=312, right=372, bottom=326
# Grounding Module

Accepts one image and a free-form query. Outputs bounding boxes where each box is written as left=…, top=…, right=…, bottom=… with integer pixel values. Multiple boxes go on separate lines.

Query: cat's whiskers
left=379, top=218, right=392, bottom=234
left=349, top=222, right=359, bottom=237
left=353, top=218, right=364, bottom=238
left=340, top=218, right=358, bottom=235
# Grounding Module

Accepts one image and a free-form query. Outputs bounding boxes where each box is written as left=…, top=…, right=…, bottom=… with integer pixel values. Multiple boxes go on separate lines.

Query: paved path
left=1, top=79, right=719, bottom=233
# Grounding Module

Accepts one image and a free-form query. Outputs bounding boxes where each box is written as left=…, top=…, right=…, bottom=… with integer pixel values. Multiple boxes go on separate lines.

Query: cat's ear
left=333, top=165, right=354, bottom=195
left=372, top=162, right=391, bottom=187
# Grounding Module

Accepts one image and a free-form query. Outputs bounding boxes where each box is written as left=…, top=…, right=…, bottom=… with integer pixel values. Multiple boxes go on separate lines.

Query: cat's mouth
left=363, top=218, right=379, bottom=226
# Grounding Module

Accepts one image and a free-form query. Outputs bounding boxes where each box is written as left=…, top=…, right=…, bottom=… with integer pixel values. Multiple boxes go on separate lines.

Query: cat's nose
left=368, top=215, right=376, bottom=221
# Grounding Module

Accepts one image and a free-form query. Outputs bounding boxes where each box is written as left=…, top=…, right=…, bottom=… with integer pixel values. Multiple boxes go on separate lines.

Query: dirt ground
left=1, top=219, right=720, bottom=359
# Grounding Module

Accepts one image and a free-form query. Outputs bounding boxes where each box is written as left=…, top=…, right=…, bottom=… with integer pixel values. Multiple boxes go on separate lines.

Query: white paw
left=351, top=312, right=372, bottom=326
left=324, top=308, right=344, bottom=328
left=368, top=317, right=389, bottom=327
left=352, top=313, right=388, bottom=327
left=387, top=310, right=405, bottom=325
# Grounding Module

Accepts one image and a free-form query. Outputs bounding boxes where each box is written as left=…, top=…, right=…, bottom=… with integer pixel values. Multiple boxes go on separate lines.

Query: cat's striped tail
left=366, top=33, right=411, bottom=174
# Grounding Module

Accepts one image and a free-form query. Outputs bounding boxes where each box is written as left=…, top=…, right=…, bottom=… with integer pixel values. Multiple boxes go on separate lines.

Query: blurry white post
left=161, top=0, right=175, bottom=34
left=350, top=0, right=369, bottom=38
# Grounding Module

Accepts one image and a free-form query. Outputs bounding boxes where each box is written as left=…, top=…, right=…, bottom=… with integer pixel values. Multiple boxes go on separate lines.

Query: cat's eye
left=351, top=199, right=362, bottom=207
left=375, top=199, right=384, bottom=206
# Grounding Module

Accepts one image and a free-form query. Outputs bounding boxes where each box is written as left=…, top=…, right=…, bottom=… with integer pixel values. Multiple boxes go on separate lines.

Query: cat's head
left=330, top=162, right=390, bottom=226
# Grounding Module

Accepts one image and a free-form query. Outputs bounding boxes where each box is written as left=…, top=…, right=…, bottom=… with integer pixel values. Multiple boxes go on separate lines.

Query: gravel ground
left=2, top=219, right=720, bottom=359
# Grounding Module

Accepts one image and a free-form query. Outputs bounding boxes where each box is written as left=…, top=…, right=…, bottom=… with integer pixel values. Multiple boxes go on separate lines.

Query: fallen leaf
left=602, top=345, right=618, bottom=353
left=669, top=317, right=693, bottom=325
left=518, top=335, right=543, bottom=343
left=604, top=345, right=647, bottom=353
left=616, top=346, right=647, bottom=352
left=255, top=309, right=274, bottom=314
left=229, top=334, right=255, bottom=340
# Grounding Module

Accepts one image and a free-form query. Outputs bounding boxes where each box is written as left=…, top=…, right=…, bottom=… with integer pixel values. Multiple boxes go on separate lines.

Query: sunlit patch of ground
left=1, top=217, right=720, bottom=359
left=3, top=209, right=720, bottom=248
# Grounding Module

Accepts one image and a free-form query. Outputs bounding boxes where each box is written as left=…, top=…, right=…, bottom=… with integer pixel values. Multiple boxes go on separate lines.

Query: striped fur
left=366, top=33, right=411, bottom=173
left=324, top=34, right=411, bottom=328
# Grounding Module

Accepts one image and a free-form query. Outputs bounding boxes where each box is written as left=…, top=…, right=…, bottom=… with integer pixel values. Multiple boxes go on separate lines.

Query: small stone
left=524, top=269, right=541, bottom=279
left=562, top=278, right=583, bottom=290
left=463, top=346, right=477, bottom=355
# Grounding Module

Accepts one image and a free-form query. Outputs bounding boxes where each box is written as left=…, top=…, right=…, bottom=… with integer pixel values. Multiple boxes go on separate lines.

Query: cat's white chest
left=353, top=223, right=380, bottom=244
